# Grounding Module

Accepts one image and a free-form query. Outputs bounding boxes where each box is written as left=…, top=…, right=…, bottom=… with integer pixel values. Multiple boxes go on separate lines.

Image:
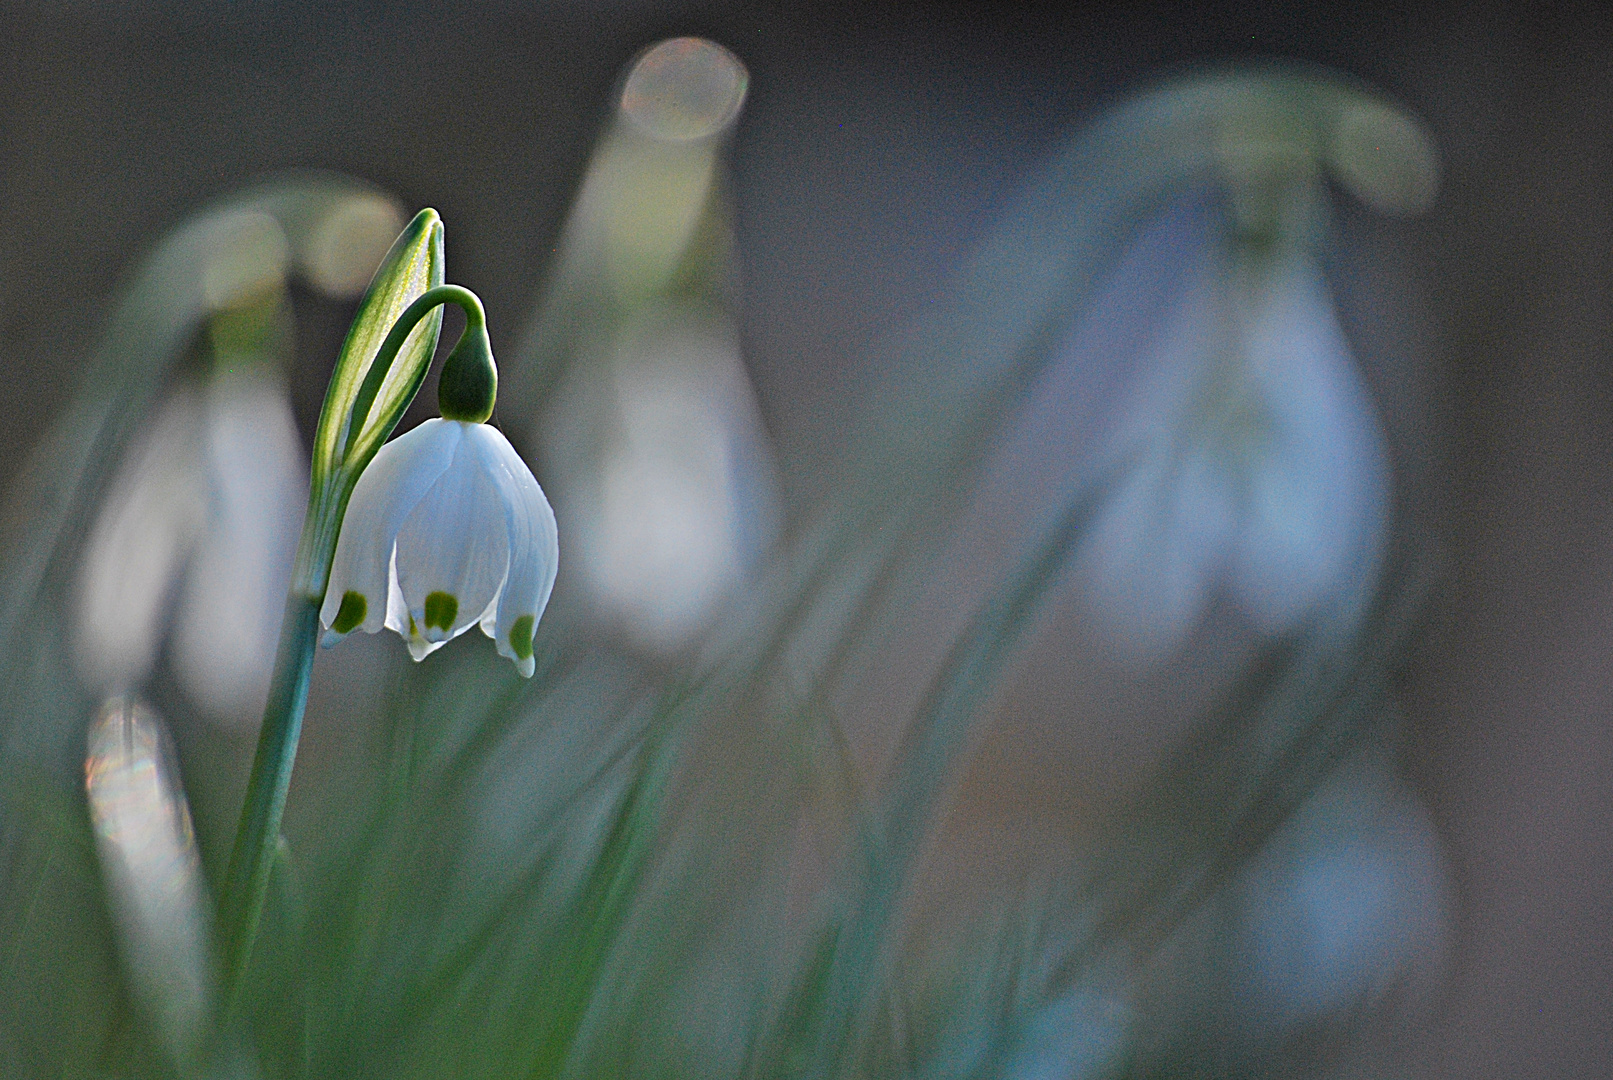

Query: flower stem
left=215, top=592, right=321, bottom=1021
left=338, top=284, right=485, bottom=464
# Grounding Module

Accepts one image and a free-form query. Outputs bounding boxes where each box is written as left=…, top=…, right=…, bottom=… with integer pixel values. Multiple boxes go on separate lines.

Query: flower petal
left=1083, top=440, right=1236, bottom=658
left=172, top=371, right=306, bottom=723
left=391, top=423, right=512, bottom=651
left=469, top=424, right=557, bottom=677
left=320, top=418, right=460, bottom=642
left=1227, top=253, right=1389, bottom=633
left=75, top=389, right=209, bottom=690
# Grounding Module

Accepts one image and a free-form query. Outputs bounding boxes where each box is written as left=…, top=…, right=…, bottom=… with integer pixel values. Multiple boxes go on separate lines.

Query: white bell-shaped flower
left=544, top=309, right=779, bottom=654
left=319, top=418, right=558, bottom=676
left=1080, top=236, right=1389, bottom=658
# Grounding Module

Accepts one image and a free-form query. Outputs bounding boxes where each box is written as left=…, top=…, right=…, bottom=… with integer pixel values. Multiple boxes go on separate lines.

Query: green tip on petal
left=423, top=591, right=459, bottom=632
left=509, top=614, right=536, bottom=662
left=331, top=591, right=367, bottom=635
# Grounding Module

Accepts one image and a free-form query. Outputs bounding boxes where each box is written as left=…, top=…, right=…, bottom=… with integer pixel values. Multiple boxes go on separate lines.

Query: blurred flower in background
left=72, top=195, right=404, bottom=727
left=1074, top=115, right=1409, bottom=660
left=1233, top=748, right=1451, bottom=1038
left=1075, top=230, right=1390, bottom=659
left=84, top=696, right=214, bottom=1072
left=522, top=37, right=780, bottom=655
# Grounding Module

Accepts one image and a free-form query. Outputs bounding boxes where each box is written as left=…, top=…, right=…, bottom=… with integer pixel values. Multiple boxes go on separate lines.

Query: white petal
left=320, top=418, right=460, bottom=641
left=388, top=542, right=448, bottom=660
left=469, top=424, right=558, bottom=677
left=392, top=422, right=511, bottom=651
left=1081, top=231, right=1389, bottom=654
left=75, top=390, right=209, bottom=691
left=171, top=372, right=306, bottom=725
left=1228, top=254, right=1389, bottom=634
left=1077, top=243, right=1237, bottom=660
left=1082, top=441, right=1236, bottom=658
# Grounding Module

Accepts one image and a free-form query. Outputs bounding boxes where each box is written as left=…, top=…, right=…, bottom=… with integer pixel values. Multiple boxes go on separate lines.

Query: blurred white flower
left=522, top=38, right=776, bottom=656
left=618, top=36, right=748, bottom=143
left=320, top=418, right=558, bottom=677
left=73, top=374, right=308, bottom=726
left=84, top=696, right=214, bottom=1070
left=302, top=192, right=408, bottom=298
left=1233, top=752, right=1451, bottom=1031
left=75, top=389, right=210, bottom=693
left=72, top=193, right=406, bottom=724
left=1081, top=240, right=1389, bottom=657
left=544, top=309, right=779, bottom=653
left=171, top=369, right=307, bottom=720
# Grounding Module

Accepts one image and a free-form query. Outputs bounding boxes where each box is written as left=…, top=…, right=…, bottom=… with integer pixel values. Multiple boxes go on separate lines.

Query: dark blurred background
left=1, top=3, right=1608, bottom=1076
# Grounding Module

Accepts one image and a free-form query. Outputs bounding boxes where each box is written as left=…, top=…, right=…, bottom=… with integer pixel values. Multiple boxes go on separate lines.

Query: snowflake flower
left=319, top=418, right=557, bottom=676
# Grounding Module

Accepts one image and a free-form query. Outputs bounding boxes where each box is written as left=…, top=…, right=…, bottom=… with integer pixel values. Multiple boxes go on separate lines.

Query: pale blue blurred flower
left=1233, top=751, right=1451, bottom=1032
left=1080, top=222, right=1389, bottom=657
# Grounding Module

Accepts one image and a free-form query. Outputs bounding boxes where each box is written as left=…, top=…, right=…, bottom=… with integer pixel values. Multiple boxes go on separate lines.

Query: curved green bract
left=293, top=210, right=445, bottom=599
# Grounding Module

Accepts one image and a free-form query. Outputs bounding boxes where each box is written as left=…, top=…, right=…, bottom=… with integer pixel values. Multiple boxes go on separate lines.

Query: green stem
left=338, top=284, right=485, bottom=463
left=216, top=593, right=321, bottom=1020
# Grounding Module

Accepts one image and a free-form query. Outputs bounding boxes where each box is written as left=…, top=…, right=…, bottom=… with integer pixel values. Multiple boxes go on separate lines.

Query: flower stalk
left=214, top=593, right=319, bottom=1019
left=216, top=213, right=466, bottom=1019
left=214, top=206, right=553, bottom=1032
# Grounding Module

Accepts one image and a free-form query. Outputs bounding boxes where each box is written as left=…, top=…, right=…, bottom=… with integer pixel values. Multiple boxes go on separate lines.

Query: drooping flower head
left=72, top=197, right=402, bottom=724
left=319, top=417, right=557, bottom=676
left=525, top=40, right=777, bottom=655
